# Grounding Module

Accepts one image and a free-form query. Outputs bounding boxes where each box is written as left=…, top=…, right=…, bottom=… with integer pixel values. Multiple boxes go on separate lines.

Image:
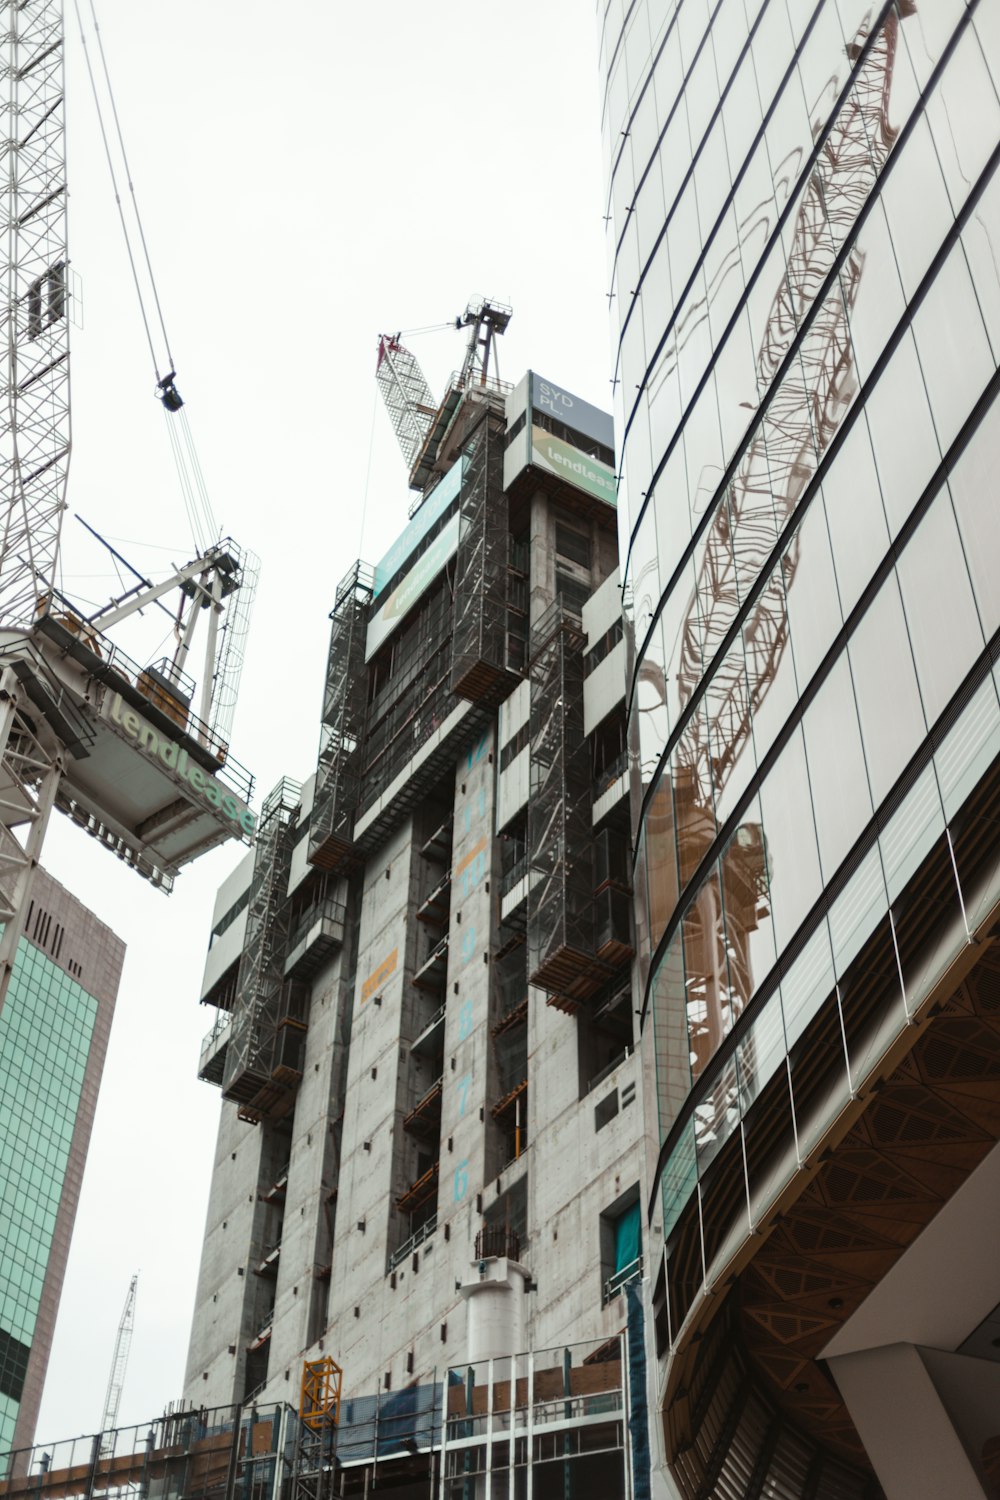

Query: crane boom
left=99, top=1272, right=137, bottom=1452
left=375, top=298, right=512, bottom=483
left=375, top=335, right=437, bottom=469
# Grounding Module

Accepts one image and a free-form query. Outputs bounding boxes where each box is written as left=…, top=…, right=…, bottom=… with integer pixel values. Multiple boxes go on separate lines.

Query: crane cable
left=83, top=0, right=175, bottom=377
left=70, top=0, right=217, bottom=554
left=396, top=321, right=456, bottom=339
left=69, top=0, right=160, bottom=379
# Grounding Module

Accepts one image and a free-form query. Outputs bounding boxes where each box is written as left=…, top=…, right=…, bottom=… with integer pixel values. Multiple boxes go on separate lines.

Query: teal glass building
left=0, top=871, right=123, bottom=1455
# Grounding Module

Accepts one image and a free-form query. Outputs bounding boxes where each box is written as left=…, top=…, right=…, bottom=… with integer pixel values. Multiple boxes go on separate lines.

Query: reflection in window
left=639, top=10, right=914, bottom=1072
left=682, top=864, right=732, bottom=1082
left=758, top=726, right=823, bottom=948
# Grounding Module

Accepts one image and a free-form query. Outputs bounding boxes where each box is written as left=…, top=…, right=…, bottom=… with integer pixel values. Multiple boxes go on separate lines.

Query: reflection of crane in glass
left=661, top=9, right=911, bottom=1087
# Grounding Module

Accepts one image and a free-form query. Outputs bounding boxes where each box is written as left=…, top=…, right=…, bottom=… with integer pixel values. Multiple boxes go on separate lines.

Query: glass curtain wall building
left=0, top=870, right=123, bottom=1456
left=599, top=0, right=1000, bottom=1494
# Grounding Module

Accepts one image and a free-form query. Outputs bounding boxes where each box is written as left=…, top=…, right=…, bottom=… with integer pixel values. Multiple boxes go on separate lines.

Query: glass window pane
left=864, top=330, right=940, bottom=537
left=881, top=114, right=954, bottom=304
left=849, top=577, right=927, bottom=806
left=936, top=674, right=1000, bottom=824
left=783, top=492, right=842, bottom=688
left=682, top=864, right=733, bottom=1079
left=963, top=171, right=1000, bottom=367
left=912, top=242, right=994, bottom=456
left=822, top=421, right=890, bottom=619
left=643, top=778, right=680, bottom=942
left=826, top=845, right=886, bottom=977
left=879, top=762, right=945, bottom=905
left=896, top=489, right=984, bottom=725
left=923, top=24, right=1000, bottom=218
left=947, top=391, right=1000, bottom=640
left=650, top=932, right=690, bottom=1136
left=802, top=656, right=873, bottom=881
left=846, top=200, right=906, bottom=386
left=780, top=922, right=835, bottom=1052
left=758, top=726, right=823, bottom=951
left=720, top=803, right=775, bottom=1012
left=707, top=632, right=759, bottom=826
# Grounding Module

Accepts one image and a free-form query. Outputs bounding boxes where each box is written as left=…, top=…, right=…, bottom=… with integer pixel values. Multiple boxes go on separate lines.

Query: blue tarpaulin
left=614, top=1201, right=641, bottom=1273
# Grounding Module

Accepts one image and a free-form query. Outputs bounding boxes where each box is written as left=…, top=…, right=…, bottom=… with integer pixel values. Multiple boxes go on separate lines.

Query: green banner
left=366, top=512, right=460, bottom=659
left=531, top=426, right=617, bottom=507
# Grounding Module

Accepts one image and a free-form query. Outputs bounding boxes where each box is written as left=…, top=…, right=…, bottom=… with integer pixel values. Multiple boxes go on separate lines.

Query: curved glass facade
left=599, top=0, right=1000, bottom=1486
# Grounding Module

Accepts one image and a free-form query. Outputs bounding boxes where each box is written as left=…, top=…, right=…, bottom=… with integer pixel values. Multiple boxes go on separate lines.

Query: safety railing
left=388, top=1213, right=438, bottom=1272
left=602, top=1256, right=643, bottom=1306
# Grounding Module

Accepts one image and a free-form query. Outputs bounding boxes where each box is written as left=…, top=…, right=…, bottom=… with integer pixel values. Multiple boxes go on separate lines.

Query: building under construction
left=182, top=322, right=652, bottom=1497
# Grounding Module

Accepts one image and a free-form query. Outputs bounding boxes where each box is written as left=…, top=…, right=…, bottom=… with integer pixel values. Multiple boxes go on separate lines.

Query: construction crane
left=0, top=2, right=259, bottom=1020
left=647, top=8, right=910, bottom=1082
left=375, top=296, right=512, bottom=489
left=374, top=337, right=438, bottom=470
left=98, top=1273, right=137, bottom=1454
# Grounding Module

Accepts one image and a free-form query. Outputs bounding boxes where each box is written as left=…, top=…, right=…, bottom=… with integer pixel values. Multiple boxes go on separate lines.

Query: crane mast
left=0, top=0, right=71, bottom=629
left=667, top=8, right=907, bottom=1076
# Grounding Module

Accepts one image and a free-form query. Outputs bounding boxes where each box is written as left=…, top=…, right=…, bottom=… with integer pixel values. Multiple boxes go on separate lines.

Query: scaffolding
left=527, top=603, right=602, bottom=1003
left=450, top=408, right=521, bottom=703
left=442, top=1338, right=628, bottom=1500
left=223, top=778, right=304, bottom=1123
left=0, top=1403, right=286, bottom=1500
left=0, top=1336, right=631, bottom=1500
left=308, top=564, right=373, bottom=873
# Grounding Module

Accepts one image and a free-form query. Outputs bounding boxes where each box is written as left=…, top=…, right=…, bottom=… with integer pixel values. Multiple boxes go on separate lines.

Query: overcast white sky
left=33, top=0, right=614, bottom=1445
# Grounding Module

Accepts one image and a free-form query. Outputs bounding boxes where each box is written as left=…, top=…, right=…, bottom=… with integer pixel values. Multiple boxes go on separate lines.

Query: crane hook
left=156, top=371, right=184, bottom=413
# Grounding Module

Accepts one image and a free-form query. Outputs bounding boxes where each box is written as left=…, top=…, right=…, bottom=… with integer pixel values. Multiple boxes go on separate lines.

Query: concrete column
left=828, top=1342, right=995, bottom=1500
left=461, top=1256, right=530, bottom=1363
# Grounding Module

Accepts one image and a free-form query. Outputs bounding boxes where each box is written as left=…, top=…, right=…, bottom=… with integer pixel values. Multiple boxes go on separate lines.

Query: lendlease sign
left=527, top=372, right=617, bottom=508
left=530, top=428, right=617, bottom=507
left=105, top=692, right=256, bottom=836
